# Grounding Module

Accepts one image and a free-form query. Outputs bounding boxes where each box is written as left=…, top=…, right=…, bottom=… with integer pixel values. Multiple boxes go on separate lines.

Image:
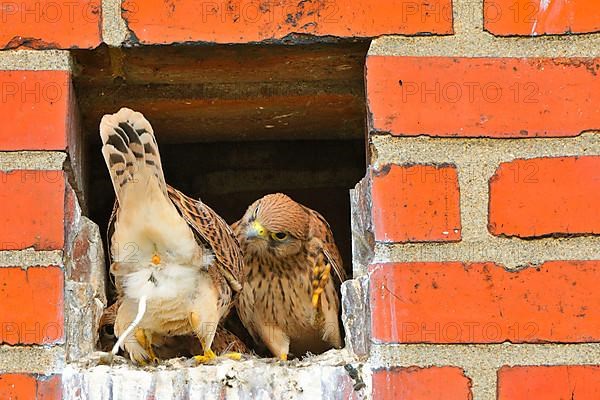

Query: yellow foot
left=223, top=352, right=242, bottom=361
left=131, top=355, right=150, bottom=366
left=279, top=353, right=288, bottom=361
left=194, top=348, right=217, bottom=364
left=135, top=328, right=159, bottom=365
left=311, top=262, right=331, bottom=308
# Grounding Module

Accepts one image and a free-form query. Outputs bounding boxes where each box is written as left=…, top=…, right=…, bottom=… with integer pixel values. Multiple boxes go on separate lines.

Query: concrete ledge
left=0, top=50, right=72, bottom=71
left=63, top=350, right=367, bottom=400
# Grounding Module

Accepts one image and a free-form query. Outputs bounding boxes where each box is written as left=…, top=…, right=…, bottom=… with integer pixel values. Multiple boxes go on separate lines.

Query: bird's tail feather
left=100, top=108, right=166, bottom=203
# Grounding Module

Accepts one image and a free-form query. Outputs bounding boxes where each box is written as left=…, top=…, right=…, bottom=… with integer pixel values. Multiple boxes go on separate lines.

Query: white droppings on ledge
left=62, top=349, right=367, bottom=400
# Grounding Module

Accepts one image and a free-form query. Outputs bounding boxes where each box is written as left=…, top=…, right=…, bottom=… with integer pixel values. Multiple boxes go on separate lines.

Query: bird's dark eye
left=101, top=325, right=115, bottom=336
left=271, top=232, right=288, bottom=241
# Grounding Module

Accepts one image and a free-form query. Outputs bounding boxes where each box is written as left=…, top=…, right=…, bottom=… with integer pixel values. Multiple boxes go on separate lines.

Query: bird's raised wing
left=106, top=184, right=244, bottom=294
left=167, top=186, right=244, bottom=292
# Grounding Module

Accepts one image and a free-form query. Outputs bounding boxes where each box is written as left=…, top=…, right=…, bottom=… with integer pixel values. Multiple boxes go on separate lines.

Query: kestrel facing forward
left=233, top=193, right=346, bottom=360
left=100, top=108, right=244, bottom=364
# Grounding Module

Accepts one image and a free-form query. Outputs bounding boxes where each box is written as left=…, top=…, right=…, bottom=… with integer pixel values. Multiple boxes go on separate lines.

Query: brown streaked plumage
left=101, top=108, right=244, bottom=365
left=233, top=193, right=346, bottom=360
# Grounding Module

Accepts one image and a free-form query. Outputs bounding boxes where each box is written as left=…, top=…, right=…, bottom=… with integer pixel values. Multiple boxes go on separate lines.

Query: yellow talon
left=312, top=287, right=324, bottom=308
left=223, top=352, right=242, bottom=361
left=280, top=353, right=288, bottom=361
left=205, top=348, right=216, bottom=359
left=194, top=348, right=217, bottom=364
left=322, top=264, right=331, bottom=279
left=134, top=328, right=158, bottom=364
left=311, top=259, right=332, bottom=309
left=312, top=294, right=319, bottom=308
left=134, top=356, right=149, bottom=366
left=152, top=254, right=160, bottom=265
left=134, top=328, right=145, bottom=345
left=189, top=312, right=201, bottom=330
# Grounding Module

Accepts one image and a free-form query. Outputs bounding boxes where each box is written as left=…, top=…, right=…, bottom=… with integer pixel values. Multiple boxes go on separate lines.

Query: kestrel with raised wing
left=100, top=107, right=244, bottom=365
left=233, top=193, right=346, bottom=360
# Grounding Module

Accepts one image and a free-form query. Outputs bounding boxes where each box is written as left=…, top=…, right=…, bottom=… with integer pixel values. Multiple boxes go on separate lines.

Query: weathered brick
left=489, top=156, right=600, bottom=238
left=0, top=171, right=65, bottom=250
left=0, top=267, right=64, bottom=345
left=0, top=1, right=101, bottom=49
left=122, top=0, right=452, bottom=44
left=366, top=56, right=600, bottom=137
left=485, top=0, right=600, bottom=36
left=0, top=374, right=61, bottom=400
left=370, top=261, right=600, bottom=343
left=498, top=366, right=600, bottom=399
left=372, top=367, right=472, bottom=400
left=0, top=71, right=71, bottom=151
left=371, top=164, right=461, bottom=243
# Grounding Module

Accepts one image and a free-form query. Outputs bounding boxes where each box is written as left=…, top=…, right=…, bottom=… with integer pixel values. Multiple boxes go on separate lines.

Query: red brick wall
left=364, top=0, right=600, bottom=398
left=0, top=65, right=74, bottom=391
left=0, top=374, right=61, bottom=399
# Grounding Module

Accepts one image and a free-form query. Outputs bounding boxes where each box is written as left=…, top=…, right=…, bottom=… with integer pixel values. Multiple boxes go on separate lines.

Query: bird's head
left=238, top=193, right=309, bottom=258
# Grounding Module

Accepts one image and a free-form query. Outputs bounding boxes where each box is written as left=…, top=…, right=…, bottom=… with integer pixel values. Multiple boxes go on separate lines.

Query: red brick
left=485, top=0, right=600, bottom=36
left=0, top=71, right=71, bottom=151
left=371, top=164, right=461, bottom=243
left=0, top=1, right=101, bottom=49
left=373, top=367, right=472, bottom=400
left=0, top=267, right=64, bottom=345
left=498, top=366, right=600, bottom=399
left=122, top=0, right=452, bottom=44
left=489, top=157, right=600, bottom=238
left=0, top=374, right=61, bottom=400
left=366, top=56, right=600, bottom=137
left=370, top=261, right=600, bottom=343
left=0, top=171, right=65, bottom=250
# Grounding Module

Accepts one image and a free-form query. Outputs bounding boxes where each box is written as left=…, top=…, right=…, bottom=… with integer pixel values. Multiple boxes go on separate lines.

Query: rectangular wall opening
left=71, top=41, right=369, bottom=357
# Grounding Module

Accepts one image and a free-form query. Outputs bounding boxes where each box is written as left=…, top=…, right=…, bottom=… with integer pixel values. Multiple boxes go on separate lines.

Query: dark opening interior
left=71, top=41, right=369, bottom=355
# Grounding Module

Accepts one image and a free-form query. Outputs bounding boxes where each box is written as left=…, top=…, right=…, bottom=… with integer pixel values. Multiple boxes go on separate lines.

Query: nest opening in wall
left=71, top=42, right=368, bottom=361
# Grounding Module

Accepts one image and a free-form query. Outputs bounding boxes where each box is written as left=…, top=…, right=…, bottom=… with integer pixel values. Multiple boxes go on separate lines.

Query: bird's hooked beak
left=246, top=220, right=267, bottom=240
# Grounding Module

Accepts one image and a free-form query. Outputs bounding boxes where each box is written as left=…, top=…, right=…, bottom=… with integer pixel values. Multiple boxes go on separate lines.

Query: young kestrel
left=233, top=194, right=346, bottom=360
left=100, top=108, right=244, bottom=364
